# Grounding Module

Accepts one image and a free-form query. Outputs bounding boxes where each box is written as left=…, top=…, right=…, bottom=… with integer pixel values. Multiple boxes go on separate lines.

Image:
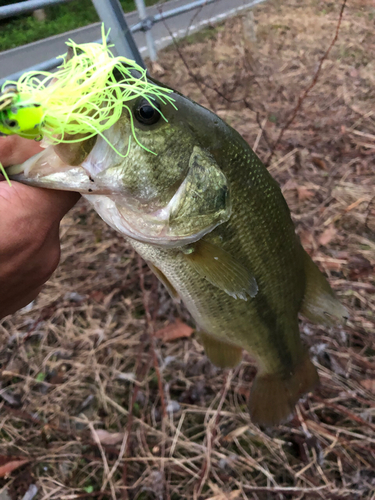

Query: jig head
left=0, top=86, right=43, bottom=139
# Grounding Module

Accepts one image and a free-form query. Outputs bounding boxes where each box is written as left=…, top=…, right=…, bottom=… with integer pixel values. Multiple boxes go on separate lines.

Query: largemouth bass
left=6, top=76, right=348, bottom=426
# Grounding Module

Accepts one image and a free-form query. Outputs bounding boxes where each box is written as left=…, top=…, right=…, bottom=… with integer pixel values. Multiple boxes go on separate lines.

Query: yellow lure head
left=0, top=88, right=44, bottom=139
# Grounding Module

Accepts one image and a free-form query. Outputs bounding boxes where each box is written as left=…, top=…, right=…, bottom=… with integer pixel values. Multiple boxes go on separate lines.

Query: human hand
left=0, top=136, right=80, bottom=319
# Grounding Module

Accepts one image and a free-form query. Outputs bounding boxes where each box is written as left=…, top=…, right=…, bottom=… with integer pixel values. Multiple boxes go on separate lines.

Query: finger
left=33, top=187, right=81, bottom=221
left=0, top=286, right=43, bottom=319
left=0, top=136, right=43, bottom=167
left=0, top=181, right=80, bottom=222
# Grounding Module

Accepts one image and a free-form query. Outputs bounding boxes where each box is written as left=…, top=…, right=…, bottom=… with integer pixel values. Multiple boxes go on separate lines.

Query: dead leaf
left=0, top=457, right=29, bottom=478
left=93, top=429, right=125, bottom=446
left=49, top=369, right=66, bottom=385
left=154, top=319, right=194, bottom=342
left=360, top=379, right=375, bottom=394
left=318, top=226, right=337, bottom=246
left=90, top=290, right=105, bottom=303
left=297, top=186, right=314, bottom=202
left=151, top=62, right=165, bottom=76
left=321, top=260, right=343, bottom=272
left=311, top=155, right=328, bottom=170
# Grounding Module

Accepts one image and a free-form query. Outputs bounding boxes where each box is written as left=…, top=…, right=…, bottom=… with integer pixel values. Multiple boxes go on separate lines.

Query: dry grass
left=1, top=0, right=375, bottom=498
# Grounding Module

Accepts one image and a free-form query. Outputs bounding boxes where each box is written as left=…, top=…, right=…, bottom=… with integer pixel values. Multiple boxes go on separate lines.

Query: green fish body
left=7, top=79, right=348, bottom=425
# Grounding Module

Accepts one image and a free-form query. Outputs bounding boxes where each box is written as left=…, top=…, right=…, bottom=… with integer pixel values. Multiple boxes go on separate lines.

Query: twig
left=137, top=255, right=168, bottom=497
left=86, top=418, right=117, bottom=500
left=121, top=333, right=153, bottom=500
left=265, top=0, right=347, bottom=165
left=65, top=492, right=113, bottom=498
left=159, top=17, right=217, bottom=110
left=158, top=14, right=275, bottom=152
left=253, top=117, right=267, bottom=152
left=102, top=431, right=128, bottom=493
left=241, top=485, right=350, bottom=500
left=137, top=256, right=166, bottom=418
left=312, top=395, right=375, bottom=432
left=194, top=371, right=233, bottom=499
left=182, top=1, right=206, bottom=39
left=160, top=20, right=278, bottom=156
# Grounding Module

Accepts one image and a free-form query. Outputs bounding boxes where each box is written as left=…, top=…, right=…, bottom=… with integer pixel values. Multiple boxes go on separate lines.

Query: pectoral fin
left=200, top=332, right=243, bottom=368
left=147, top=262, right=180, bottom=303
left=300, top=252, right=349, bottom=325
left=183, top=240, right=258, bottom=300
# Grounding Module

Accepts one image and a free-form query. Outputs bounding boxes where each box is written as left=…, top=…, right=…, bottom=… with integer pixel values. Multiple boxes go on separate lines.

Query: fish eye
left=5, top=119, right=18, bottom=129
left=134, top=98, right=161, bottom=125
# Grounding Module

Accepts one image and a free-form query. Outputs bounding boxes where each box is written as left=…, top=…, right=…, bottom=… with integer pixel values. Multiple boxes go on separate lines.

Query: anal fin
left=200, top=332, right=243, bottom=369
left=147, top=262, right=180, bottom=303
left=249, top=351, right=319, bottom=426
left=183, top=239, right=258, bottom=300
left=300, top=252, right=349, bottom=325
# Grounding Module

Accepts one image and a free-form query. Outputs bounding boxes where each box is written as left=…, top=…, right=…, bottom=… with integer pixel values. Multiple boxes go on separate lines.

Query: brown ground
left=1, top=0, right=374, bottom=498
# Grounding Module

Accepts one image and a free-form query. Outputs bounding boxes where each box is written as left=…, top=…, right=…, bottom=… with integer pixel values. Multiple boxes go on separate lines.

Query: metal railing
left=0, top=0, right=264, bottom=85
left=0, top=0, right=144, bottom=86
left=0, top=0, right=215, bottom=23
left=0, top=0, right=75, bottom=19
left=91, top=0, right=144, bottom=67
left=0, top=0, right=219, bottom=85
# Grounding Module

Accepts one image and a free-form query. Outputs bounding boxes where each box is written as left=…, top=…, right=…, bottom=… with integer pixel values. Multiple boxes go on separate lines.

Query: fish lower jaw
left=6, top=147, right=102, bottom=193
left=6, top=147, right=126, bottom=195
left=84, top=193, right=216, bottom=249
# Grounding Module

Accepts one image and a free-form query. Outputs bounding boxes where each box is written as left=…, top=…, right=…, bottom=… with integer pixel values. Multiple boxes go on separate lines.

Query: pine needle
left=0, top=162, right=11, bottom=186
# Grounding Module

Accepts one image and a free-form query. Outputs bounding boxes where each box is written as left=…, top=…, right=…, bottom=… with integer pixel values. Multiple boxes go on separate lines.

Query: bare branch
left=265, top=0, right=347, bottom=165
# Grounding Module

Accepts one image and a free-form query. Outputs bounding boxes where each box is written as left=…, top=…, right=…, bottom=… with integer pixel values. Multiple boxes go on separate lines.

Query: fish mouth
left=6, top=142, right=230, bottom=249
left=4, top=145, right=203, bottom=247
left=6, top=146, right=122, bottom=195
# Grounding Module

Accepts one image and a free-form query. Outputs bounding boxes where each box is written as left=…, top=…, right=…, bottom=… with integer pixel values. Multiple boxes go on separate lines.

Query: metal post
left=134, top=0, right=157, bottom=62
left=91, top=0, right=145, bottom=68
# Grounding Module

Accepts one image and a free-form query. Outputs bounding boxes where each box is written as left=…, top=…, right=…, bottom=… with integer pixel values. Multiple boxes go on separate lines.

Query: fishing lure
left=0, top=26, right=177, bottom=160
left=0, top=88, right=35, bottom=184
left=0, top=87, right=43, bottom=139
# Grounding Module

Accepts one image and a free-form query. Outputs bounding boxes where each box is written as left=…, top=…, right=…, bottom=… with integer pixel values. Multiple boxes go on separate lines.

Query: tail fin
left=248, top=352, right=319, bottom=426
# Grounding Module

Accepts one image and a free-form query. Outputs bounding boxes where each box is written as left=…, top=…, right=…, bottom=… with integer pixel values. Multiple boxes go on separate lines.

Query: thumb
left=29, top=186, right=81, bottom=221
left=0, top=181, right=80, bottom=223
left=0, top=136, right=43, bottom=167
